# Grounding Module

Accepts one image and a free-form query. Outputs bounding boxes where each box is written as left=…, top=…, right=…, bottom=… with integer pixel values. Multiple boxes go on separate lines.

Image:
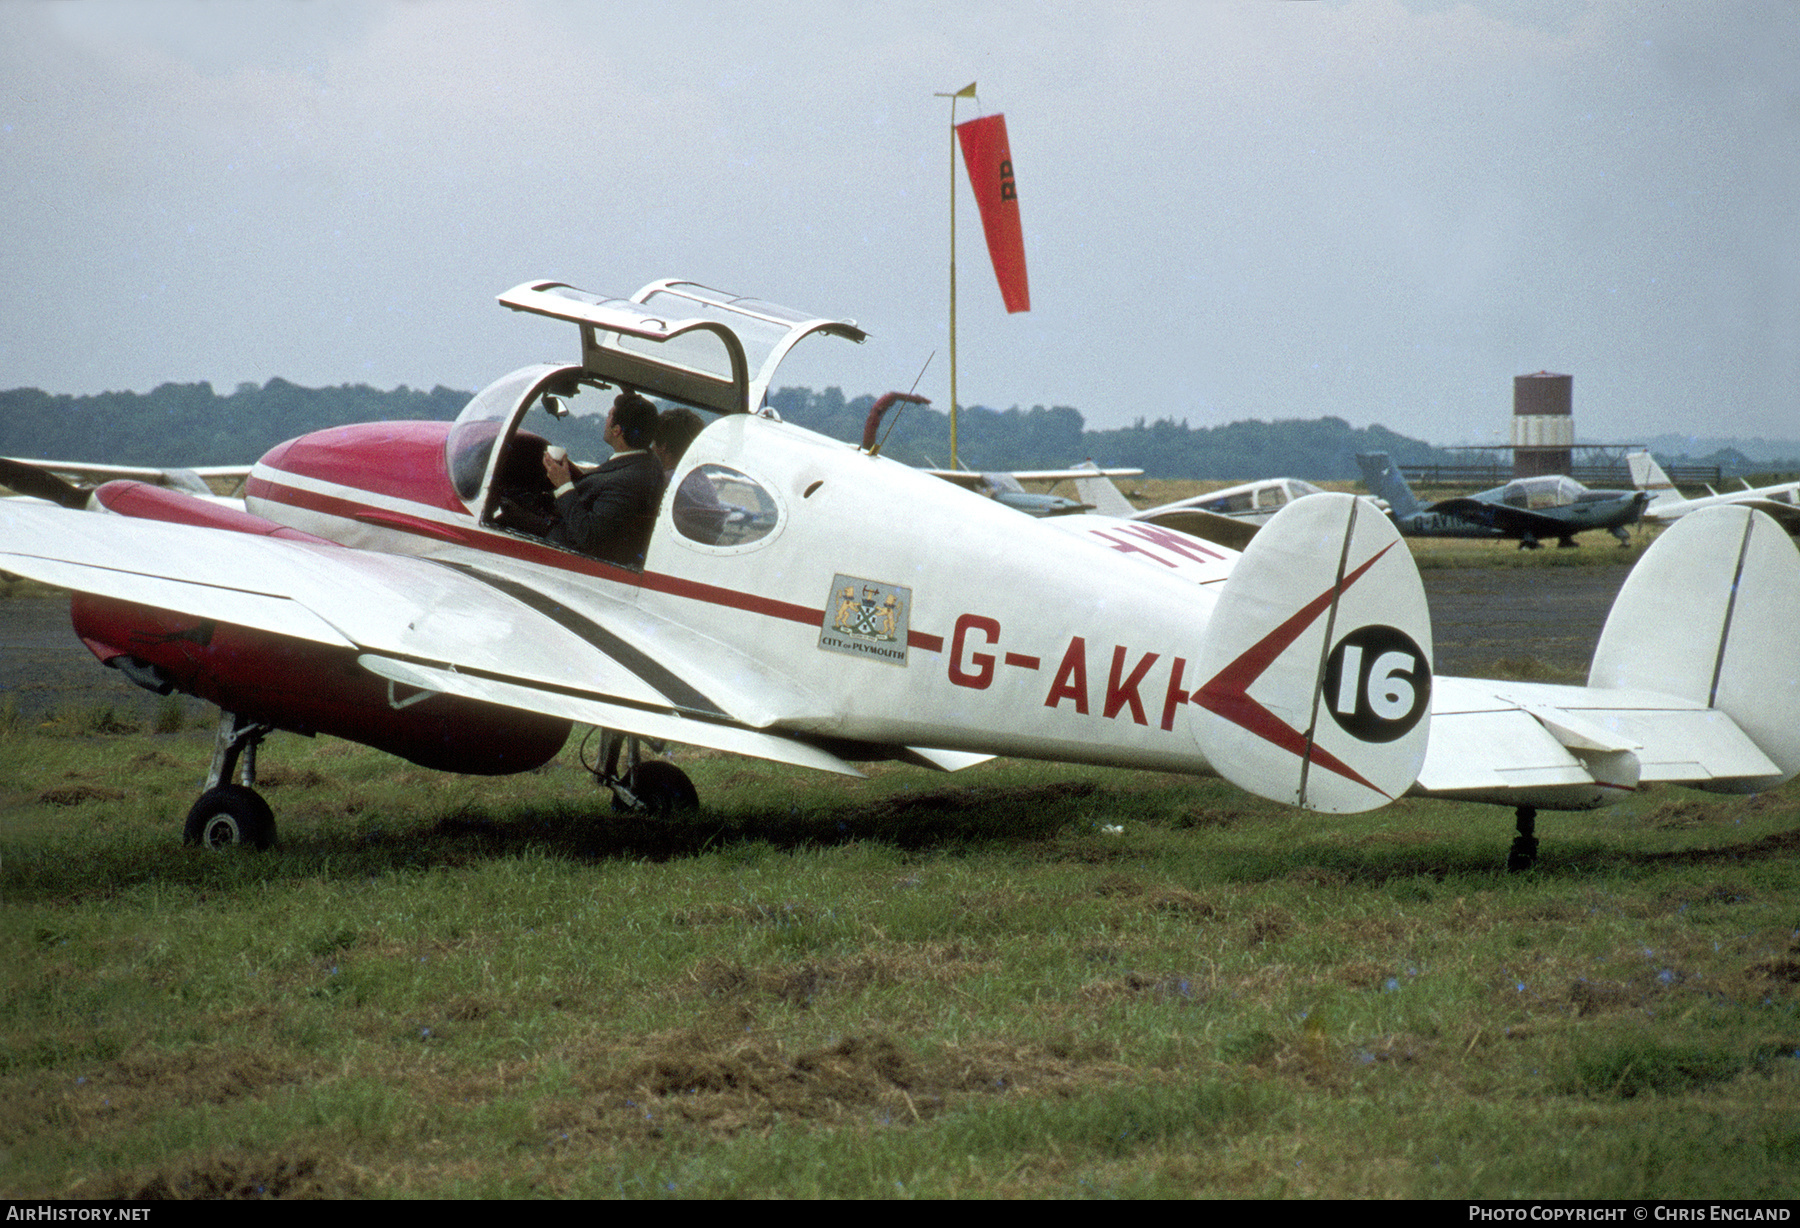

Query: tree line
left=2, top=377, right=1467, bottom=479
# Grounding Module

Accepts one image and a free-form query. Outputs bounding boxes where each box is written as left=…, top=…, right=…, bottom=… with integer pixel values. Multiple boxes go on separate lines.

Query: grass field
left=3, top=714, right=1796, bottom=1199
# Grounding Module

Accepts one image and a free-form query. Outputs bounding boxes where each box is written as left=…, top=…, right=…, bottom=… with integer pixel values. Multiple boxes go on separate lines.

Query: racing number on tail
left=1322, top=625, right=1429, bottom=744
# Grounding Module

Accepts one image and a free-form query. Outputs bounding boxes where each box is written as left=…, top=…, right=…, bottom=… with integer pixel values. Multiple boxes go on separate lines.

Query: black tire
left=610, top=760, right=699, bottom=817
left=183, top=785, right=277, bottom=850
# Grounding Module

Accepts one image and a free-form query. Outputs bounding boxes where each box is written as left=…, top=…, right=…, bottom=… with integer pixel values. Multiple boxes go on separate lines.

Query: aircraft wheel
left=183, top=785, right=277, bottom=851
left=1506, top=806, right=1538, bottom=873
left=610, top=761, right=699, bottom=818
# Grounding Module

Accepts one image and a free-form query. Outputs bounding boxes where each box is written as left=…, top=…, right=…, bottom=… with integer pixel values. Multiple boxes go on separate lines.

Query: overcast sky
left=2, top=0, right=1794, bottom=449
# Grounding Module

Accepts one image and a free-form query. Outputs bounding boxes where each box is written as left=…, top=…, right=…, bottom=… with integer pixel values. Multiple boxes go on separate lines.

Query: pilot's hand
left=543, top=452, right=574, bottom=488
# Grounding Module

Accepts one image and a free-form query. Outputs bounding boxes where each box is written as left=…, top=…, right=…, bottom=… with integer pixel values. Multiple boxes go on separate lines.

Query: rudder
left=1590, top=505, right=1800, bottom=792
left=1189, top=493, right=1432, bottom=812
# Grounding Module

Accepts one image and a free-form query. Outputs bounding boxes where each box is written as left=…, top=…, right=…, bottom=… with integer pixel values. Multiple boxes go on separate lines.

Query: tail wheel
left=610, top=761, right=699, bottom=818
left=183, top=785, right=276, bottom=850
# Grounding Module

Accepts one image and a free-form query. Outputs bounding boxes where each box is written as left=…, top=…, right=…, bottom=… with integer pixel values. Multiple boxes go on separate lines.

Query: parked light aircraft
left=1070, top=469, right=1330, bottom=552
left=1357, top=452, right=1648, bottom=548
left=923, top=467, right=1140, bottom=518
left=1627, top=451, right=1800, bottom=533
left=2, top=278, right=1796, bottom=873
left=1142, top=477, right=1326, bottom=526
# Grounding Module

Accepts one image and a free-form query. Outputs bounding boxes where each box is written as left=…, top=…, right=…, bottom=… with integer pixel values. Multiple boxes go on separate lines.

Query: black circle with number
left=1322, top=625, right=1430, bottom=743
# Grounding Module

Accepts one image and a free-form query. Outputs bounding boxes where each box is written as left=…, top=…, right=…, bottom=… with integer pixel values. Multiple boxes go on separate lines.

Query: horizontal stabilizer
left=1413, top=506, right=1800, bottom=810
left=1416, top=677, right=1781, bottom=809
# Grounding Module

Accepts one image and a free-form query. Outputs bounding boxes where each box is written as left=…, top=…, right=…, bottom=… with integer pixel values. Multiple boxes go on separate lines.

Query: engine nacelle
left=72, top=593, right=570, bottom=775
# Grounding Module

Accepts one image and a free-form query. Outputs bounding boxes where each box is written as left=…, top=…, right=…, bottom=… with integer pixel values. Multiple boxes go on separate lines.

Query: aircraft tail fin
left=1625, top=451, right=1683, bottom=511
left=1072, top=462, right=1139, bottom=519
left=1355, top=452, right=1422, bottom=520
left=1589, top=504, right=1800, bottom=792
left=1188, top=492, right=1431, bottom=813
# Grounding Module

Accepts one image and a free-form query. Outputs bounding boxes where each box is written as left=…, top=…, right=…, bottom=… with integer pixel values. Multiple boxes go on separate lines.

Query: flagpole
left=936, top=82, right=976, bottom=470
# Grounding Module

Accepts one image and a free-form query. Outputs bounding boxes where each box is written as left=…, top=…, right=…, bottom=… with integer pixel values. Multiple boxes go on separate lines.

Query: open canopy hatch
left=498, top=278, right=867, bottom=417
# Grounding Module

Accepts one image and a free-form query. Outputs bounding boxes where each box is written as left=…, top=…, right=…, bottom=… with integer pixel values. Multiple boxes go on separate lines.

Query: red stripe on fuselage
left=252, top=474, right=950, bottom=653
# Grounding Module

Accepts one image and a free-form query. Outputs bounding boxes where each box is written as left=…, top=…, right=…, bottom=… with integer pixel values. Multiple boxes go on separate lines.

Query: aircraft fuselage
left=243, top=411, right=1242, bottom=776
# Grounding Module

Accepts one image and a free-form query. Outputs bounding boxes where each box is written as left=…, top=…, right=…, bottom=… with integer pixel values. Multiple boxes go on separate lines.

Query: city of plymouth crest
left=819, top=574, right=911, bottom=666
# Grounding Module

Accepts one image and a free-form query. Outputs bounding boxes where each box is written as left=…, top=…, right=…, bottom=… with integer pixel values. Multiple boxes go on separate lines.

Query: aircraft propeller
left=0, top=458, right=90, bottom=510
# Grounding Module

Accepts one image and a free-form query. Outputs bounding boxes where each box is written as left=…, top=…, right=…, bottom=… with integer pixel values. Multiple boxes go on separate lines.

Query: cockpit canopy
left=445, top=278, right=864, bottom=549
left=1494, top=475, right=1590, bottom=509
left=497, top=278, right=866, bottom=417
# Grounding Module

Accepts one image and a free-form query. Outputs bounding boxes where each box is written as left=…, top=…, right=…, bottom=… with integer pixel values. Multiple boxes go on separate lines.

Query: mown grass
left=2, top=720, right=1797, bottom=1199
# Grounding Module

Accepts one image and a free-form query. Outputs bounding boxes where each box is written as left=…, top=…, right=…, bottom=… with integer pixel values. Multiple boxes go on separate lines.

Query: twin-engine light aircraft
left=3, top=277, right=1797, bottom=870
left=1357, top=451, right=1649, bottom=548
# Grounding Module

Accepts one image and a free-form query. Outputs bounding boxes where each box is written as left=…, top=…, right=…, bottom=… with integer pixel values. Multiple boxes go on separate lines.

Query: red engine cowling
left=72, top=593, right=570, bottom=775
left=72, top=481, right=571, bottom=775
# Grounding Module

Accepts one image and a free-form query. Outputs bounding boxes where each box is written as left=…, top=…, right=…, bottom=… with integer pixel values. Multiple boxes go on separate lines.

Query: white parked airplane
left=1627, top=451, right=1800, bottom=533
left=923, top=466, right=1141, bottom=518
left=2, top=277, right=1796, bottom=873
left=1068, top=468, right=1321, bottom=551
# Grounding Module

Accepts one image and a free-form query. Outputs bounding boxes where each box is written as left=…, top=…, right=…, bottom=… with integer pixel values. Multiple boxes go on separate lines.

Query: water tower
left=1512, top=371, right=1572, bottom=478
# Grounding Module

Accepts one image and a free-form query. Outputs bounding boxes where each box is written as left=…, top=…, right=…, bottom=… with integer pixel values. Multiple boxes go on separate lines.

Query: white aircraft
left=1627, top=451, right=1800, bottom=533
left=923, top=466, right=1142, bottom=518
left=2, top=277, right=1796, bottom=874
left=1071, top=468, right=1332, bottom=551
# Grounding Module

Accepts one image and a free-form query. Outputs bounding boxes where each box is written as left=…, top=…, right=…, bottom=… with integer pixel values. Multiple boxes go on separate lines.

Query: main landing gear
left=589, top=729, right=699, bottom=818
left=177, top=714, right=699, bottom=851
left=184, top=711, right=277, bottom=850
left=1507, top=806, right=1538, bottom=873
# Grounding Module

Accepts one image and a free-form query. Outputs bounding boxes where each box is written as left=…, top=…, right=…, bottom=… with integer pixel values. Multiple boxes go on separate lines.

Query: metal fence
left=1398, top=463, right=1723, bottom=488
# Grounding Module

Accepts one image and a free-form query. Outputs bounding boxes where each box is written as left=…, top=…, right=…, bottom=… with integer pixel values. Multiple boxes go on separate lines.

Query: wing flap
left=358, top=654, right=864, bottom=777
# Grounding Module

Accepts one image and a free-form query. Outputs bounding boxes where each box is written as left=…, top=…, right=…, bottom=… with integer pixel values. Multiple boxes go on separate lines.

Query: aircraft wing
left=1737, top=498, right=1800, bottom=533
left=0, top=501, right=868, bottom=777
left=1423, top=497, right=1575, bottom=538
left=923, top=466, right=1141, bottom=487
left=3, top=457, right=250, bottom=497
left=1135, top=507, right=1258, bottom=552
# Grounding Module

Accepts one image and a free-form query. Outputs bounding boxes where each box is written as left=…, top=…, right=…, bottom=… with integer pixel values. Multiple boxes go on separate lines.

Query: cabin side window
left=672, top=464, right=780, bottom=548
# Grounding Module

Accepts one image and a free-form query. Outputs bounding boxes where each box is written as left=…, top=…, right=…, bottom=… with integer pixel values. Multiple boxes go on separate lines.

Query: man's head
left=607, top=392, right=658, bottom=450
left=652, top=406, right=707, bottom=469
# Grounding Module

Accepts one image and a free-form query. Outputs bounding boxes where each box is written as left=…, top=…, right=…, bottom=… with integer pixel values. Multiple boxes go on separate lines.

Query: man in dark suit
left=541, top=392, right=664, bottom=567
